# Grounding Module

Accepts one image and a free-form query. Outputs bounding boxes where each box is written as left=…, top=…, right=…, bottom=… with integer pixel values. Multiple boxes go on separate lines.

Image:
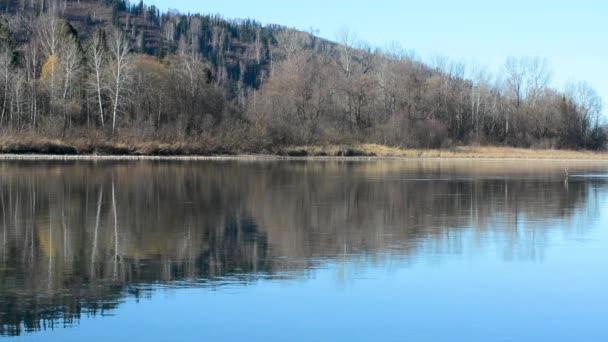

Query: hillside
left=4, top=0, right=289, bottom=96
left=0, top=0, right=605, bottom=155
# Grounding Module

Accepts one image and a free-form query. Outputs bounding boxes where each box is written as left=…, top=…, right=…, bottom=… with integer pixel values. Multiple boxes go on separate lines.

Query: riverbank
left=279, top=144, right=608, bottom=160
left=1, top=141, right=608, bottom=161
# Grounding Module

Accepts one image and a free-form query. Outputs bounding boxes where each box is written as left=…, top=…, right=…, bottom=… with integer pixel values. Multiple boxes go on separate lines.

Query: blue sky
left=146, top=0, right=606, bottom=114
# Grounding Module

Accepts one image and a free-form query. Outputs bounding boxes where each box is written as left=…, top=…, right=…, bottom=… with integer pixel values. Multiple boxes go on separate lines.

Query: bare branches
left=105, top=29, right=132, bottom=133
left=87, top=29, right=107, bottom=127
left=0, top=5, right=603, bottom=152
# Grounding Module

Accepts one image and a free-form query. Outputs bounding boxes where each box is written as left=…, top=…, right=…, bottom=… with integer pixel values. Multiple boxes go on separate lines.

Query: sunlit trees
left=58, top=32, right=82, bottom=133
left=0, top=0, right=603, bottom=152
left=257, top=47, right=336, bottom=143
left=170, top=50, right=222, bottom=136
left=106, top=29, right=132, bottom=133
left=37, top=14, right=64, bottom=115
left=564, top=81, right=605, bottom=149
left=131, top=55, right=168, bottom=129
left=87, top=29, right=108, bottom=127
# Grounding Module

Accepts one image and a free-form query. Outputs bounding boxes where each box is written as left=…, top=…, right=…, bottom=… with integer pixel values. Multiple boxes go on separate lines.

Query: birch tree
left=58, top=34, right=82, bottom=132
left=38, top=15, right=64, bottom=105
left=24, top=34, right=40, bottom=129
left=87, top=29, right=107, bottom=127
left=106, top=29, right=132, bottom=133
left=0, top=20, right=16, bottom=127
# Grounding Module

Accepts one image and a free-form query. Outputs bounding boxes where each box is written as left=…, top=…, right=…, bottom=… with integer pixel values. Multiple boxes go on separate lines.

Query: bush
left=413, top=119, right=449, bottom=149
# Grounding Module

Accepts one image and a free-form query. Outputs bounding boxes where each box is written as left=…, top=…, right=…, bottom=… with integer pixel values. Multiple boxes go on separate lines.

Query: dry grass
left=0, top=136, right=79, bottom=155
left=280, top=144, right=608, bottom=160
left=1, top=131, right=608, bottom=161
left=0, top=132, right=231, bottom=156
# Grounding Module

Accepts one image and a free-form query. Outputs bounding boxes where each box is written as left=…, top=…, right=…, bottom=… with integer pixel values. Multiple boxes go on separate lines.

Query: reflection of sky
left=10, top=190, right=607, bottom=341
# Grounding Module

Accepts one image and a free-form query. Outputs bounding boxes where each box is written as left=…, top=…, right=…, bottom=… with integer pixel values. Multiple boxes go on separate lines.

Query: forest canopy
left=0, top=0, right=604, bottom=154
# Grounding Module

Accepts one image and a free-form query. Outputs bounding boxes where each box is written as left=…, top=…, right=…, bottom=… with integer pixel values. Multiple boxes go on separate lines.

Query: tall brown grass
left=279, top=144, right=608, bottom=160
left=1, top=130, right=608, bottom=161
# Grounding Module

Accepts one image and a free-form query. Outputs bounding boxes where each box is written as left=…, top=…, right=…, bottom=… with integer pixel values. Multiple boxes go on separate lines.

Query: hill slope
left=0, top=0, right=604, bottom=154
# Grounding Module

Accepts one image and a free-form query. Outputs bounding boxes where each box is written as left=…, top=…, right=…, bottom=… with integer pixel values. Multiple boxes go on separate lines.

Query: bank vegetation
left=0, top=1, right=605, bottom=156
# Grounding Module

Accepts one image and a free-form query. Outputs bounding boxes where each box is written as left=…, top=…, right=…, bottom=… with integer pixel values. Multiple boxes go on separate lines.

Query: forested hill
left=3, top=0, right=292, bottom=96
left=0, top=0, right=605, bottom=155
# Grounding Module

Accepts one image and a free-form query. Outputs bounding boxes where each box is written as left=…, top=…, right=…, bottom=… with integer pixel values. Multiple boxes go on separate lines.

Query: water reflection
left=0, top=160, right=605, bottom=336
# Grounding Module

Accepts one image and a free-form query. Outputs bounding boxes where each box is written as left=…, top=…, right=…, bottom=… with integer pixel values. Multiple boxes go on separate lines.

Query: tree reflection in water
left=0, top=160, right=604, bottom=336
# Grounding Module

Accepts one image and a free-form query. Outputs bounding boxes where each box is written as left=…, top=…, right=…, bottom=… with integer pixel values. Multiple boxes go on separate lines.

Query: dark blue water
left=0, top=160, right=606, bottom=341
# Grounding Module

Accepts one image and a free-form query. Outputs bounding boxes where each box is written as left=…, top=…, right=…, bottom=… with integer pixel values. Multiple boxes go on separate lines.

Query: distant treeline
left=0, top=0, right=604, bottom=154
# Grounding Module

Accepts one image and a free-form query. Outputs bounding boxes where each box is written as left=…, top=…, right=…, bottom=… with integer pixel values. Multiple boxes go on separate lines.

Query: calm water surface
left=0, top=160, right=607, bottom=341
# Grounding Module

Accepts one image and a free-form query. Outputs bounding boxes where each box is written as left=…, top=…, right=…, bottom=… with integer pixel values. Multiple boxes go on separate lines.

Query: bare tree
left=0, top=39, right=13, bottom=127
left=0, top=18, right=18, bottom=128
left=336, top=28, right=358, bottom=77
left=525, top=57, right=551, bottom=106
left=469, top=64, right=493, bottom=140
left=106, top=29, right=132, bottom=133
left=503, top=56, right=551, bottom=108
left=12, top=69, right=26, bottom=129
left=58, top=34, right=82, bottom=132
left=87, top=29, right=107, bottom=127
left=22, top=31, right=40, bottom=129
left=274, top=29, right=310, bottom=63
left=566, top=81, right=603, bottom=131
left=37, top=14, right=64, bottom=104
left=503, top=57, right=528, bottom=109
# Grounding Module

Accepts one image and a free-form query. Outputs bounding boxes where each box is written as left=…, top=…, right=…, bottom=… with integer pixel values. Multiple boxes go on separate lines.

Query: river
left=0, top=160, right=606, bottom=341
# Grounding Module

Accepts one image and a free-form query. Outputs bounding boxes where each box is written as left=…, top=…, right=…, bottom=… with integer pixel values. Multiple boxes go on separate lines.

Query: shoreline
left=2, top=141, right=608, bottom=162
left=1, top=144, right=608, bottom=163
left=1, top=153, right=608, bottom=163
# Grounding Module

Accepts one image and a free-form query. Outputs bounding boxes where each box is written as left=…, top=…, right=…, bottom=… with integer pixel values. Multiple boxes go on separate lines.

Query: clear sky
left=146, top=0, right=606, bottom=115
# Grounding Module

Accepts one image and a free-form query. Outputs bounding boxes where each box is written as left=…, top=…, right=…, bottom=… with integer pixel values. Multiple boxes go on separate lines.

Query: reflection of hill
left=0, top=160, right=604, bottom=335
left=244, top=161, right=604, bottom=259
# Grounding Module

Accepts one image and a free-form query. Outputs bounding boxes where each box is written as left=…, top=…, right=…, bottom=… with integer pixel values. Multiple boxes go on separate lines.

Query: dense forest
left=0, top=0, right=605, bottom=154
